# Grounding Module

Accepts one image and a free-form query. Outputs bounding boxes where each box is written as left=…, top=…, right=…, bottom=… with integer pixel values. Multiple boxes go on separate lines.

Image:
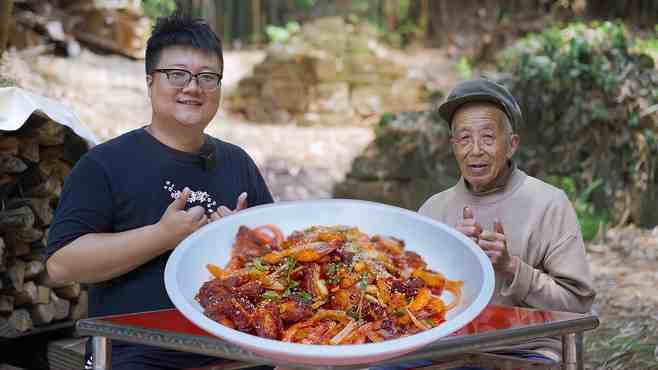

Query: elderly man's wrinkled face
left=450, top=102, right=519, bottom=192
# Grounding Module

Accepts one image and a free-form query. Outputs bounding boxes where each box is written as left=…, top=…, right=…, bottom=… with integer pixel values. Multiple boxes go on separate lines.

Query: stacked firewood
left=8, top=0, right=148, bottom=59
left=0, top=115, right=89, bottom=337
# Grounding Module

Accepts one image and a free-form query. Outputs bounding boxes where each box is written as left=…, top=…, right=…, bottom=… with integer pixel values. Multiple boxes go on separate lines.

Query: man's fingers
left=172, top=187, right=191, bottom=210
left=479, top=229, right=504, bottom=241
left=457, top=225, right=477, bottom=237
left=196, top=214, right=209, bottom=228
left=186, top=205, right=205, bottom=221
left=236, top=192, right=248, bottom=211
left=478, top=239, right=503, bottom=251
left=473, top=222, right=483, bottom=235
left=209, top=212, right=220, bottom=222
left=217, top=206, right=232, bottom=218
left=494, top=219, right=505, bottom=234
left=463, top=206, right=474, bottom=220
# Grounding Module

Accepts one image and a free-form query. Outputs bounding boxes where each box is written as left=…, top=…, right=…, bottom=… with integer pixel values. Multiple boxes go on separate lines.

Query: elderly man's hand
left=456, top=206, right=483, bottom=243
left=478, top=220, right=516, bottom=277
left=210, top=192, right=248, bottom=221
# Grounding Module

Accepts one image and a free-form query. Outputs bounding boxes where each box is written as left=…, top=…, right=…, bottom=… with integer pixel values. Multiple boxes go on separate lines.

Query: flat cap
left=438, top=78, right=523, bottom=130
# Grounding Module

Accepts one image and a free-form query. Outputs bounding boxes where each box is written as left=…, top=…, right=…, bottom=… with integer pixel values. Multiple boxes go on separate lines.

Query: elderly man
left=45, top=14, right=273, bottom=370
left=417, top=78, right=596, bottom=366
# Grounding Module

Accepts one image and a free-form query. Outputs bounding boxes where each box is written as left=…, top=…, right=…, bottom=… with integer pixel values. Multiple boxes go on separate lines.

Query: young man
left=46, top=14, right=273, bottom=370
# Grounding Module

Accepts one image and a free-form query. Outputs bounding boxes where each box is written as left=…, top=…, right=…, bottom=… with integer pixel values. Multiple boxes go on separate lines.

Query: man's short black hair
left=145, top=13, right=224, bottom=76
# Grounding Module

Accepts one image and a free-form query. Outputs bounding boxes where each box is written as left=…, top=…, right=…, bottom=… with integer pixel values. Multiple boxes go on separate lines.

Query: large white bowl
left=165, top=199, right=494, bottom=366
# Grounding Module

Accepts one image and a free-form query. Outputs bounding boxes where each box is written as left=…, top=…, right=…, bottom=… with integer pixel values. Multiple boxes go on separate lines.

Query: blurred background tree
left=0, top=0, right=14, bottom=56
left=162, top=0, right=657, bottom=50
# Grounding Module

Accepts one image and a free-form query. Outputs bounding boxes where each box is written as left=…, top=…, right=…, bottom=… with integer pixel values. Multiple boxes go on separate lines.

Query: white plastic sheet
left=0, top=86, right=99, bottom=147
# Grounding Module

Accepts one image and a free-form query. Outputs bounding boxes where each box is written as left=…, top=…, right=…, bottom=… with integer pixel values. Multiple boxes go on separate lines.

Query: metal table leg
left=92, top=336, right=111, bottom=370
left=562, top=333, right=583, bottom=370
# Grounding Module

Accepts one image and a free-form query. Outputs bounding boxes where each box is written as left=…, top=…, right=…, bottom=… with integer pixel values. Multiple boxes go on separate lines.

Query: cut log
left=0, top=295, right=14, bottom=314
left=30, top=301, right=56, bottom=325
left=69, top=290, right=87, bottom=321
left=0, top=153, right=27, bottom=174
left=17, top=136, right=39, bottom=163
left=0, top=206, right=35, bottom=232
left=12, top=240, right=31, bottom=257
left=7, top=259, right=26, bottom=292
left=24, top=260, right=45, bottom=279
left=0, top=174, right=17, bottom=201
left=3, top=309, right=33, bottom=333
left=55, top=283, right=80, bottom=300
left=14, top=280, right=36, bottom=306
left=30, top=120, right=67, bottom=146
left=0, top=136, right=20, bottom=155
left=40, top=159, right=72, bottom=183
left=50, top=291, right=70, bottom=320
left=23, top=248, right=46, bottom=262
left=0, top=237, right=5, bottom=272
left=13, top=227, right=44, bottom=243
left=36, top=285, right=51, bottom=304
left=39, top=137, right=88, bottom=165
left=24, top=177, right=62, bottom=199
left=6, top=198, right=54, bottom=227
left=18, top=160, right=70, bottom=187
left=42, top=227, right=49, bottom=246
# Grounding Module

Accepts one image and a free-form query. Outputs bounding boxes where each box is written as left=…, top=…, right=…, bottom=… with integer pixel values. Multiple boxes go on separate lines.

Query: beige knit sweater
left=419, top=167, right=596, bottom=359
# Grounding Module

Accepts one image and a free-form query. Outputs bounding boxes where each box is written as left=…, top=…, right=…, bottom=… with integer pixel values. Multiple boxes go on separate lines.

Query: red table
left=76, top=305, right=598, bottom=370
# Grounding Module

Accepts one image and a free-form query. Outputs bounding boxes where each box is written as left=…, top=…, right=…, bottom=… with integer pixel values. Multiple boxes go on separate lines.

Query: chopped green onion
left=299, top=291, right=313, bottom=303
left=359, top=272, right=369, bottom=290
left=326, top=262, right=338, bottom=276
left=262, top=291, right=279, bottom=301
left=253, top=257, right=268, bottom=272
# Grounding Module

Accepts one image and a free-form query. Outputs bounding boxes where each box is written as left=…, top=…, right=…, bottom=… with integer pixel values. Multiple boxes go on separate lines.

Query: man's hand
left=210, top=192, right=248, bottom=221
left=478, top=220, right=515, bottom=276
left=456, top=206, right=483, bottom=243
left=157, top=187, right=208, bottom=249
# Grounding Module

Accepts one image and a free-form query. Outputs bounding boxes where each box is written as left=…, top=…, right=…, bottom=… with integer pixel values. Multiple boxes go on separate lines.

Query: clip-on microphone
left=199, top=139, right=215, bottom=171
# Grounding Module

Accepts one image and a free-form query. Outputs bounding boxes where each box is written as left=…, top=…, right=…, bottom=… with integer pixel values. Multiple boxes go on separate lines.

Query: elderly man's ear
left=507, top=134, right=521, bottom=159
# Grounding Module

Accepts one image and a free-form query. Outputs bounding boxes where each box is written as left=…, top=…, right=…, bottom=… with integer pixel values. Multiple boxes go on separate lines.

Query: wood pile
left=0, top=114, right=89, bottom=337
left=7, top=0, right=148, bottom=59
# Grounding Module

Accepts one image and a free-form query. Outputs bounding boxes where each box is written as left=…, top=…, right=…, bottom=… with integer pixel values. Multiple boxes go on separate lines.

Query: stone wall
left=226, top=17, right=426, bottom=126
left=333, top=111, right=459, bottom=210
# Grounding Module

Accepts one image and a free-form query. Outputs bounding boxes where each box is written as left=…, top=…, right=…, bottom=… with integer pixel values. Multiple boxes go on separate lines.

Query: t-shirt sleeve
left=45, top=154, right=114, bottom=260
left=244, top=155, right=274, bottom=207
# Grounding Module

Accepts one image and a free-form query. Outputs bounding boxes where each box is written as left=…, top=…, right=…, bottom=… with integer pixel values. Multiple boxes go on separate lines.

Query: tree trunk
left=0, top=0, right=13, bottom=56
left=252, top=0, right=262, bottom=44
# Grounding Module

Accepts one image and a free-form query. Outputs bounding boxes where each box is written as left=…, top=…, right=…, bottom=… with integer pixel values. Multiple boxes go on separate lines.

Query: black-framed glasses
left=153, top=68, right=222, bottom=92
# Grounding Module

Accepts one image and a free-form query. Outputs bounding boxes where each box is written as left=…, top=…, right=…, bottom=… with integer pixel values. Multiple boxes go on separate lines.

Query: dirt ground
left=2, top=46, right=657, bottom=369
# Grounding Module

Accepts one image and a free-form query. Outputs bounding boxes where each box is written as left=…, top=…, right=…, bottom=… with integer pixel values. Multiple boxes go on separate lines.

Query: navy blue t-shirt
left=46, top=127, right=273, bottom=317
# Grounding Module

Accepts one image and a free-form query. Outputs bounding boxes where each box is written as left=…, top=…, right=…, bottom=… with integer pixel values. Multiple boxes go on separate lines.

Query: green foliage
left=547, top=176, right=607, bottom=241
left=633, top=24, right=658, bottom=62
left=141, top=0, right=177, bottom=20
left=361, top=0, right=421, bottom=48
left=498, top=21, right=638, bottom=94
left=456, top=56, right=473, bottom=79
left=295, top=0, right=318, bottom=9
left=497, top=21, right=658, bottom=225
left=264, top=22, right=300, bottom=44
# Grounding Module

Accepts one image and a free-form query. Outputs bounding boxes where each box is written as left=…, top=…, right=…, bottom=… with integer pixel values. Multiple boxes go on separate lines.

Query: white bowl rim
left=165, top=198, right=495, bottom=364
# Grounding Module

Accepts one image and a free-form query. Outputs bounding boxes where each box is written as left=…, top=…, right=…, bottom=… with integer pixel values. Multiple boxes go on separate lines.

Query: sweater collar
left=457, top=161, right=526, bottom=204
